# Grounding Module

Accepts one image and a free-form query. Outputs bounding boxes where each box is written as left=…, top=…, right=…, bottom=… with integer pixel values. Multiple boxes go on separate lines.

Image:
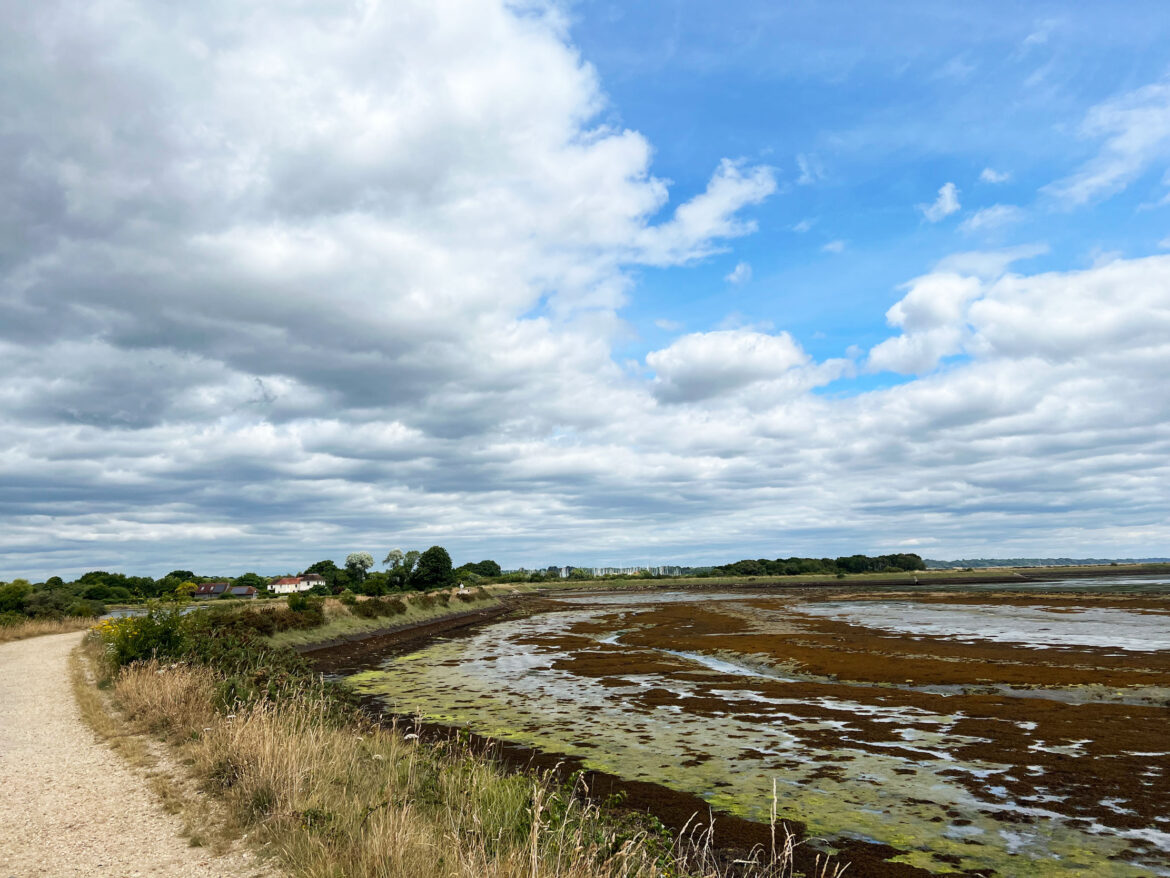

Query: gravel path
left=0, top=632, right=267, bottom=877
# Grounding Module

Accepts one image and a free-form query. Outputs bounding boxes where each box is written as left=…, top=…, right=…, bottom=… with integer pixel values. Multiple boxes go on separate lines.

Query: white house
left=269, top=573, right=326, bottom=594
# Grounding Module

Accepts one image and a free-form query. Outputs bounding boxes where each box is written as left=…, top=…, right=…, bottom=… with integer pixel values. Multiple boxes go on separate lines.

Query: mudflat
left=346, top=582, right=1170, bottom=876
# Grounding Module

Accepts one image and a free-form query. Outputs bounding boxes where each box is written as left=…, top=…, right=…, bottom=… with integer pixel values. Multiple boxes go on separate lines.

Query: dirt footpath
left=0, top=632, right=266, bottom=877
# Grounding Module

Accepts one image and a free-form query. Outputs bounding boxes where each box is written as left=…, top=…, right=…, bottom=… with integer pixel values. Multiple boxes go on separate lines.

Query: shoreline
left=305, top=590, right=937, bottom=876
left=305, top=572, right=1169, bottom=877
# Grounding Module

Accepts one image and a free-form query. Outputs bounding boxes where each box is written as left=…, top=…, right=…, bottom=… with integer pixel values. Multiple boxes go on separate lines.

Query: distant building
left=552, top=565, right=684, bottom=578
left=193, top=582, right=259, bottom=599
left=269, top=574, right=325, bottom=595
left=192, top=582, right=229, bottom=599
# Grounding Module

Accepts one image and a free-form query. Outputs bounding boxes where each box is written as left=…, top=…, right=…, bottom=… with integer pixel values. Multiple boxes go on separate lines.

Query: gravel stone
left=0, top=632, right=270, bottom=877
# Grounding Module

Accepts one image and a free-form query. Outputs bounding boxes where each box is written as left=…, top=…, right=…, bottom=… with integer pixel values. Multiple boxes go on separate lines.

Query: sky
left=2, top=0, right=1169, bottom=578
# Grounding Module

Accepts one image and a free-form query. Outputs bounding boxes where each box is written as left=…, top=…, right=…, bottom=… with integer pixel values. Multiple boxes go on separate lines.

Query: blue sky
left=572, top=1, right=1170, bottom=373
left=1, top=0, right=1169, bottom=577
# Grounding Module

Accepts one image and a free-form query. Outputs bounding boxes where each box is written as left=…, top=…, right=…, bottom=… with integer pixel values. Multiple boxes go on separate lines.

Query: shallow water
left=796, top=601, right=1170, bottom=651
left=349, top=589, right=1170, bottom=876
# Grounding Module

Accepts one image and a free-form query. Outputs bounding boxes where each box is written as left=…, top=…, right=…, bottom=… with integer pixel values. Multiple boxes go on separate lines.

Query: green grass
left=264, top=590, right=502, bottom=649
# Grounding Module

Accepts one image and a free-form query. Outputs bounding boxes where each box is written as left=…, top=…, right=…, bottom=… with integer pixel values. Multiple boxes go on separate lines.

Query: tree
left=303, top=560, right=352, bottom=593
left=346, top=552, right=375, bottom=583
left=361, top=571, right=389, bottom=596
left=303, top=560, right=339, bottom=578
left=165, top=570, right=196, bottom=582
left=383, top=549, right=423, bottom=590
left=233, top=572, right=267, bottom=591
left=410, top=546, right=454, bottom=590
left=403, top=550, right=420, bottom=574
left=0, top=581, right=31, bottom=614
left=175, top=581, right=198, bottom=598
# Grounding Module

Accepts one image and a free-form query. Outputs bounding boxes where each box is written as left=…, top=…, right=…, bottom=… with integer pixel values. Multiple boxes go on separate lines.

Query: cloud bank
left=1, top=0, right=1169, bottom=576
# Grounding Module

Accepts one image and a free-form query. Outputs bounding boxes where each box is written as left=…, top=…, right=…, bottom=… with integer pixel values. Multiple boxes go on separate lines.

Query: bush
left=93, top=604, right=187, bottom=667
left=351, top=597, right=407, bottom=619
left=338, top=589, right=357, bottom=606
left=67, top=600, right=106, bottom=618
left=286, top=592, right=319, bottom=612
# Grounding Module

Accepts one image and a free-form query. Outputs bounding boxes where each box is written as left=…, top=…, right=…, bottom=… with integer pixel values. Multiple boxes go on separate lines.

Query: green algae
left=346, top=597, right=1167, bottom=877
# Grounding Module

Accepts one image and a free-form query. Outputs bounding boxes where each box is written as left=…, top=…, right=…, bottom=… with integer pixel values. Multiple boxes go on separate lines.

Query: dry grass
left=0, top=616, right=95, bottom=644
left=73, top=642, right=245, bottom=855
left=87, top=649, right=845, bottom=878
left=70, top=640, right=151, bottom=769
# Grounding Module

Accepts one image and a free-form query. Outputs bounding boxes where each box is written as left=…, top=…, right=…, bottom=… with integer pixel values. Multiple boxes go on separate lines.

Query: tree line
left=301, top=548, right=501, bottom=595
left=714, top=553, right=926, bottom=577
left=0, top=545, right=500, bottom=623
left=1, top=549, right=928, bottom=625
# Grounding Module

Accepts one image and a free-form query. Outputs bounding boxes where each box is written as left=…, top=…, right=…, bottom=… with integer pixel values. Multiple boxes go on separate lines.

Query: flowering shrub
left=94, top=604, right=186, bottom=666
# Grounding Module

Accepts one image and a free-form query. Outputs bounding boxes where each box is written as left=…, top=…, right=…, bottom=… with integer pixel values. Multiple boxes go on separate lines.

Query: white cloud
left=822, top=239, right=846, bottom=253
left=933, top=244, right=1048, bottom=280
left=792, top=218, right=816, bottom=233
left=3, top=0, right=1170, bottom=575
left=959, top=204, right=1025, bottom=234
left=979, top=168, right=1011, bottom=183
left=796, top=153, right=824, bottom=185
left=867, top=273, right=983, bottom=373
left=1159, top=236, right=1170, bottom=250
left=654, top=318, right=683, bottom=332
left=1020, top=19, right=1059, bottom=53
left=1087, top=247, right=1124, bottom=267
left=646, top=330, right=810, bottom=402
left=869, top=254, right=1170, bottom=377
left=725, top=261, right=752, bottom=284
left=1044, top=79, right=1170, bottom=207
left=635, top=159, right=776, bottom=266
left=919, top=182, right=961, bottom=222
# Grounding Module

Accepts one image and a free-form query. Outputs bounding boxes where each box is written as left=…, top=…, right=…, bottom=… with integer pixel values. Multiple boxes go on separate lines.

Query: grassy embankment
left=262, top=587, right=505, bottom=649
left=0, top=615, right=94, bottom=644
left=77, top=602, right=837, bottom=878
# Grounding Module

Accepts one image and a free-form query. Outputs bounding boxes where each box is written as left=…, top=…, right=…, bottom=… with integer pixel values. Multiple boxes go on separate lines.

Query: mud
left=334, top=583, right=1170, bottom=877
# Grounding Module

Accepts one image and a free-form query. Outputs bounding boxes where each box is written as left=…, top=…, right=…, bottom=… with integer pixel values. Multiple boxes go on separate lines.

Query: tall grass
left=0, top=615, right=94, bottom=644
left=100, top=657, right=844, bottom=878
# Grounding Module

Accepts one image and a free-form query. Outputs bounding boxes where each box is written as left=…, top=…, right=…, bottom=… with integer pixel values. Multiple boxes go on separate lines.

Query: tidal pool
left=348, top=589, right=1170, bottom=876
